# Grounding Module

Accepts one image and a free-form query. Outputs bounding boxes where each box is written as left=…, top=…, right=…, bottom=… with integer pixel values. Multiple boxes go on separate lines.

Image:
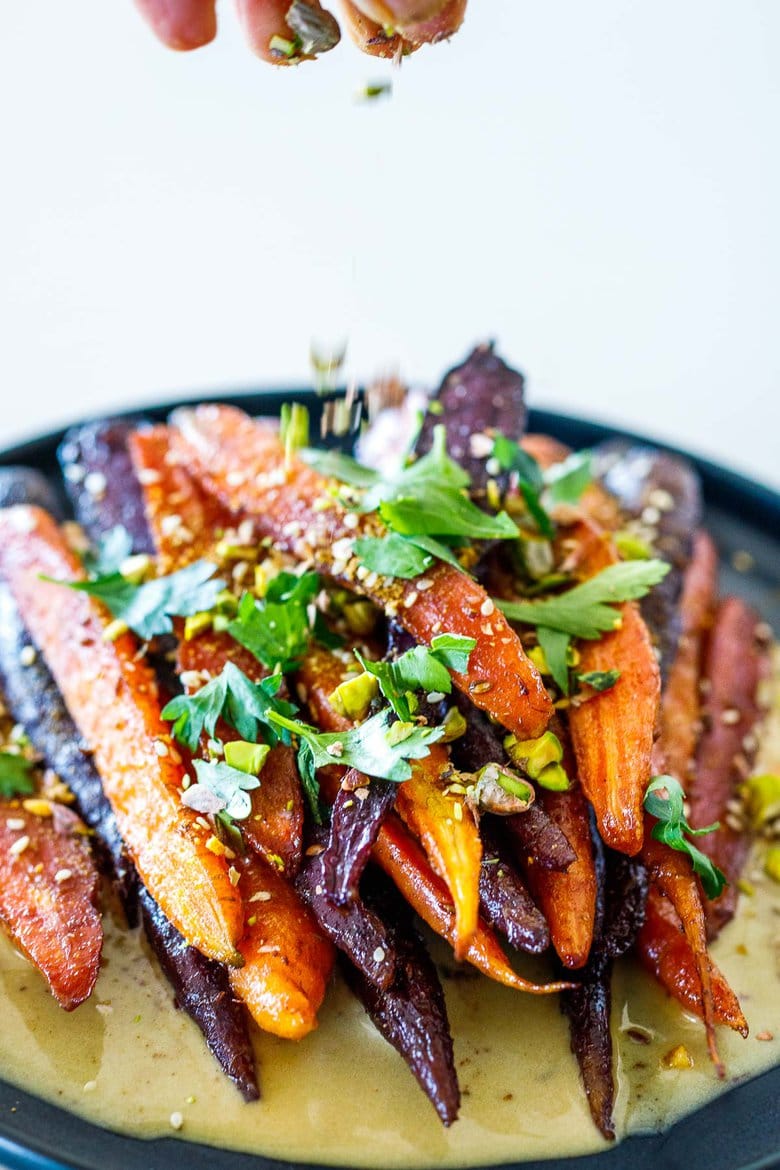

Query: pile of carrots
left=0, top=343, right=771, bottom=1136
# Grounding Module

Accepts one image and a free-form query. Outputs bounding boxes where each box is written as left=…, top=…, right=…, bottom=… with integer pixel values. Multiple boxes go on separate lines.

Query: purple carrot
left=296, top=841, right=398, bottom=988
left=479, top=826, right=549, bottom=954
left=415, top=342, right=528, bottom=501
left=342, top=874, right=460, bottom=1126
left=321, top=769, right=397, bottom=905
left=58, top=417, right=155, bottom=553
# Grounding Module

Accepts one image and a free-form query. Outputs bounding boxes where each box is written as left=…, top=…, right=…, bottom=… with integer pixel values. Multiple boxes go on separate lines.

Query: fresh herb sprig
left=0, top=752, right=36, bottom=799
left=491, top=438, right=592, bottom=536
left=182, top=760, right=261, bottom=821
left=46, top=557, right=225, bottom=641
left=227, top=571, right=324, bottom=674
left=644, top=775, right=727, bottom=899
left=355, top=634, right=475, bottom=721
left=162, top=663, right=295, bottom=752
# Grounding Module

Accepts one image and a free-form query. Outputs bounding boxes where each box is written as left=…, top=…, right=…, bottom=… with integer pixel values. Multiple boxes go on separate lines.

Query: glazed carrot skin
left=230, top=854, right=334, bottom=1040
left=295, top=645, right=482, bottom=955
left=689, top=596, right=770, bottom=937
left=637, top=887, right=747, bottom=1035
left=374, top=817, right=573, bottom=994
left=0, top=506, right=244, bottom=967
left=659, top=530, right=718, bottom=784
left=0, top=803, right=102, bottom=1011
left=169, top=405, right=552, bottom=739
left=566, top=522, right=661, bottom=856
left=525, top=780, right=597, bottom=969
left=131, top=427, right=305, bottom=877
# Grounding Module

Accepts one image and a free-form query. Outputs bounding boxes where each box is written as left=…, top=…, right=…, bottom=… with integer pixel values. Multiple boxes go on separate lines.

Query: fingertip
left=134, top=0, right=217, bottom=51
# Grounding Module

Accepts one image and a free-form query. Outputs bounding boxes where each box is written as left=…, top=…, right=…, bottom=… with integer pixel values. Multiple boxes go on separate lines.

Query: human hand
left=134, top=0, right=466, bottom=63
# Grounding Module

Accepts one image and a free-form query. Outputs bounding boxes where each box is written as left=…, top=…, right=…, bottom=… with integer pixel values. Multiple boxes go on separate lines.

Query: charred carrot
left=659, top=530, right=718, bottom=783
left=637, top=886, right=747, bottom=1035
left=478, top=826, right=549, bottom=955
left=0, top=506, right=244, bottom=965
left=321, top=770, right=396, bottom=905
left=689, top=596, right=771, bottom=936
left=0, top=802, right=102, bottom=1010
left=374, top=816, right=574, bottom=994
left=169, top=405, right=552, bottom=739
left=525, top=780, right=597, bottom=969
left=231, top=854, right=334, bottom=1040
left=566, top=521, right=660, bottom=856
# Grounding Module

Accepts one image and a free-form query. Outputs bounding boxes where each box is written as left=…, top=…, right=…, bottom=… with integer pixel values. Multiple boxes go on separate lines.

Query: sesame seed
left=228, top=866, right=241, bottom=886
left=721, top=708, right=741, bottom=726
left=83, top=1081, right=98, bottom=1093
left=354, top=787, right=369, bottom=802
left=469, top=433, right=493, bottom=459
left=249, top=890, right=272, bottom=902
left=64, top=462, right=85, bottom=483
left=9, top=835, right=30, bottom=856
left=343, top=512, right=359, bottom=530
left=486, top=457, right=501, bottom=477
left=427, top=691, right=445, bottom=704
left=5, top=818, right=25, bottom=831
left=480, top=598, right=495, bottom=617
left=137, top=468, right=161, bottom=485
left=84, top=471, right=107, bottom=498
left=641, top=506, right=661, bottom=525
left=356, top=565, right=369, bottom=581
left=731, top=550, right=755, bottom=573
left=170, top=1111, right=184, bottom=1130
left=756, top=1031, right=774, bottom=1042
left=54, top=868, right=73, bottom=883
left=373, top=947, right=386, bottom=962
left=403, top=591, right=418, bottom=609
left=305, top=844, right=325, bottom=856
left=647, top=488, right=675, bottom=512
left=470, top=681, right=492, bottom=694
left=326, top=741, right=344, bottom=758
left=19, top=646, right=37, bottom=667
left=453, top=801, right=463, bottom=822
left=365, top=571, right=379, bottom=589
left=154, top=739, right=169, bottom=757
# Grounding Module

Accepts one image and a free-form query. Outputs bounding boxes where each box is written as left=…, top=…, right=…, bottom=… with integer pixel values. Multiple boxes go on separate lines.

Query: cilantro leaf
left=0, top=752, right=36, bottom=799
left=162, top=663, right=295, bottom=751
left=644, top=775, right=727, bottom=899
left=227, top=571, right=320, bottom=673
left=81, top=526, right=133, bottom=576
left=378, top=487, right=518, bottom=541
left=267, top=708, right=444, bottom=787
left=354, top=634, right=474, bottom=721
left=354, top=533, right=433, bottom=580
left=577, top=669, right=620, bottom=693
left=54, top=559, right=225, bottom=641
left=183, top=760, right=260, bottom=820
left=402, top=533, right=465, bottom=573
left=497, top=559, right=671, bottom=639
left=544, top=452, right=592, bottom=506
left=536, top=627, right=571, bottom=694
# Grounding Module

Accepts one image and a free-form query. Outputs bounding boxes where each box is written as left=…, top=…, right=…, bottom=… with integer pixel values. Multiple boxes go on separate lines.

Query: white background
left=0, top=2, right=778, bottom=487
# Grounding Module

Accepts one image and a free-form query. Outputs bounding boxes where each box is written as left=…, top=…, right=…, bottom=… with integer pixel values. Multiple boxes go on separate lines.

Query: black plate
left=0, top=391, right=778, bottom=1170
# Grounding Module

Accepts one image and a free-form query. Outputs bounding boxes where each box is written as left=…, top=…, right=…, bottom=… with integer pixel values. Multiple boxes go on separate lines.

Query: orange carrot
left=374, top=816, right=574, bottom=994
left=0, top=506, right=244, bottom=966
left=169, top=405, right=552, bottom=739
left=566, top=521, right=660, bottom=856
left=636, top=886, right=747, bottom=1036
left=524, top=780, right=596, bottom=969
left=660, top=531, right=718, bottom=783
left=0, top=802, right=102, bottom=1010
left=230, top=854, right=334, bottom=1040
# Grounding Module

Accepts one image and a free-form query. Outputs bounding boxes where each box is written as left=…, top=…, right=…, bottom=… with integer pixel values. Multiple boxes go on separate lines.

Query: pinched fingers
left=134, top=0, right=217, bottom=50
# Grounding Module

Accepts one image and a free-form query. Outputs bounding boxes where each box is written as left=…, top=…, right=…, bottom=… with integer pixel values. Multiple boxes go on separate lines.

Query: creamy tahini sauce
left=0, top=667, right=778, bottom=1167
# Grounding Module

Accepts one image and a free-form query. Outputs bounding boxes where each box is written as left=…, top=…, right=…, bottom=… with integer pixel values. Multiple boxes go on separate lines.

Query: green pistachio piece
left=503, top=731, right=563, bottom=779
left=329, top=672, right=380, bottom=722
left=224, top=740, right=270, bottom=776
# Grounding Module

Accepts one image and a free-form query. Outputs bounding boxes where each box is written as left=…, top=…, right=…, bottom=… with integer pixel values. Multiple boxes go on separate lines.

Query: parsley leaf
left=378, top=487, right=518, bottom=541
left=644, top=775, right=727, bottom=899
left=353, top=533, right=433, bottom=580
left=577, top=669, right=620, bottom=693
left=182, top=760, right=261, bottom=820
left=300, top=448, right=380, bottom=489
left=491, top=435, right=544, bottom=488
left=544, top=452, right=592, bottom=506
left=497, top=559, right=671, bottom=639
left=354, top=634, right=475, bottom=721
left=227, top=571, right=320, bottom=673
left=81, top=526, right=133, bottom=576
left=0, top=752, right=36, bottom=799
left=162, top=663, right=295, bottom=751
left=52, top=559, right=225, bottom=641
left=537, top=627, right=571, bottom=694
left=267, top=708, right=444, bottom=787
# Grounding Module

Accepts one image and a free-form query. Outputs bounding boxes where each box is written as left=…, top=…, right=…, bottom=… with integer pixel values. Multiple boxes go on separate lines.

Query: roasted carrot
left=637, top=887, right=747, bottom=1035
left=230, top=854, right=334, bottom=1040
left=296, top=645, right=482, bottom=953
left=520, top=434, right=622, bottom=533
left=321, top=770, right=396, bottom=905
left=374, top=816, right=574, bottom=994
left=689, top=596, right=771, bottom=936
left=169, top=405, right=552, bottom=739
left=131, top=427, right=305, bottom=877
left=0, top=506, right=244, bottom=966
left=659, top=530, right=718, bottom=783
left=566, top=521, right=660, bottom=856
left=0, top=802, right=102, bottom=1010
left=524, top=780, right=597, bottom=969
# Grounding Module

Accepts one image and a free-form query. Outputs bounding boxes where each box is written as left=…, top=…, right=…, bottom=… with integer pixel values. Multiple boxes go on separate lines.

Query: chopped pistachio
left=269, top=33, right=299, bottom=58
left=183, top=612, right=212, bottom=641
left=440, top=707, right=467, bottom=743
left=614, top=531, right=653, bottom=560
left=343, top=600, right=378, bottom=636
left=473, top=763, right=535, bottom=815
left=329, top=672, right=379, bottom=722
left=285, top=0, right=340, bottom=55
left=119, top=553, right=153, bottom=584
left=223, top=740, right=270, bottom=776
left=386, top=721, right=415, bottom=747
left=663, top=1044, right=694, bottom=1070
left=504, top=731, right=563, bottom=779
left=215, top=541, right=258, bottom=563
left=528, top=645, right=549, bottom=674
left=737, top=877, right=755, bottom=896
left=535, top=762, right=570, bottom=792
left=765, top=846, right=780, bottom=884
left=102, top=618, right=129, bottom=643
left=742, top=774, right=780, bottom=829
left=520, top=537, right=555, bottom=580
